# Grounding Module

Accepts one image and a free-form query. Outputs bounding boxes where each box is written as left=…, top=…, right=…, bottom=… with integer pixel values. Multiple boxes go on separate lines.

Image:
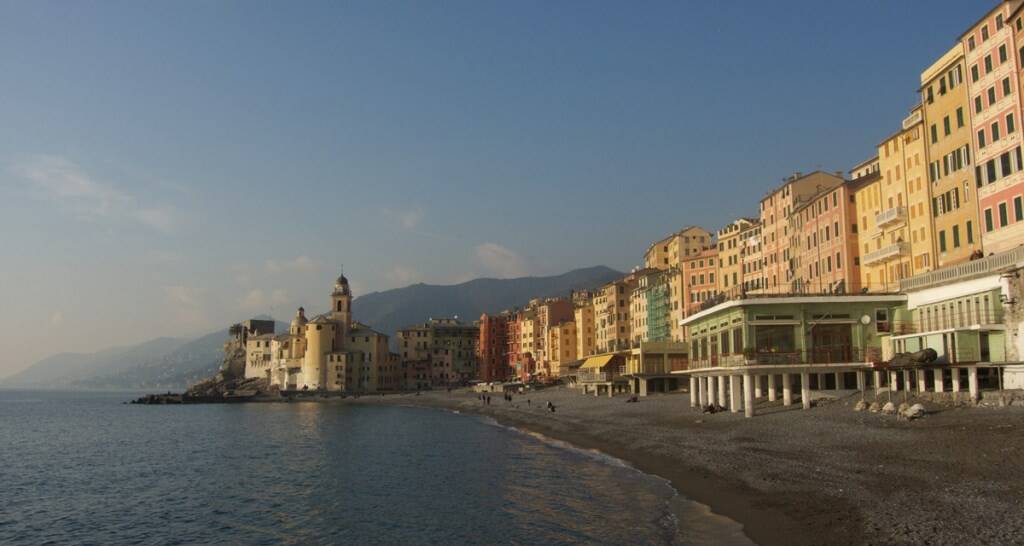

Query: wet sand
left=354, top=386, right=1024, bottom=546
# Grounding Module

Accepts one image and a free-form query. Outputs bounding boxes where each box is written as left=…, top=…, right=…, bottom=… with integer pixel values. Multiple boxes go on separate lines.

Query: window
left=944, top=116, right=951, bottom=136
left=1017, top=196, right=1024, bottom=222
left=982, top=25, right=989, bottom=42
left=988, top=158, right=997, bottom=182
left=993, top=121, right=1001, bottom=142
left=988, top=86, right=997, bottom=105
left=979, top=129, right=987, bottom=148
left=957, top=107, right=965, bottom=128
left=997, top=14, right=1004, bottom=30
left=953, top=225, right=961, bottom=248
left=985, top=55, right=993, bottom=72
left=1010, top=113, right=1017, bottom=135
left=930, top=124, right=938, bottom=143
left=976, top=96, right=983, bottom=114
left=986, top=209, right=994, bottom=231
left=999, top=202, right=1009, bottom=226
left=1004, top=77, right=1012, bottom=97
left=969, top=36, right=976, bottom=51
left=1000, top=44, right=1008, bottom=64
left=939, top=230, right=947, bottom=252
left=967, top=220, right=974, bottom=243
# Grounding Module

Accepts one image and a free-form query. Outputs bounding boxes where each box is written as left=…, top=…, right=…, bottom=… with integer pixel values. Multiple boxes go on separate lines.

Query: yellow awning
left=580, top=355, right=616, bottom=370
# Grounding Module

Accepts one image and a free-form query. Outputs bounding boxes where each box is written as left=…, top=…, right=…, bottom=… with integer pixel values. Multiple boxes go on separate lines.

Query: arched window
left=337, top=300, right=342, bottom=312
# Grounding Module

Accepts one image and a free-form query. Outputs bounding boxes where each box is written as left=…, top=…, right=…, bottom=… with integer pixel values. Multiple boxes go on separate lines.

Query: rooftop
left=679, top=293, right=907, bottom=327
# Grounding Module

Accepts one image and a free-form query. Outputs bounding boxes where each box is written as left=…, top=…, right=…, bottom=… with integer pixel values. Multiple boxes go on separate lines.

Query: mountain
left=3, top=266, right=621, bottom=390
left=2, top=337, right=187, bottom=388
left=352, top=265, right=622, bottom=334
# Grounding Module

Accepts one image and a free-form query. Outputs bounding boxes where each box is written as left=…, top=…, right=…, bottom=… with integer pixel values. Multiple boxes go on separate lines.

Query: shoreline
left=353, top=392, right=824, bottom=546
left=348, top=387, right=1024, bottom=546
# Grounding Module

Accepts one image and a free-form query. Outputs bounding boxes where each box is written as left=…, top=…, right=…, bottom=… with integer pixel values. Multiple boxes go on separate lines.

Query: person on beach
left=546, top=401, right=555, bottom=413
left=527, top=399, right=531, bottom=407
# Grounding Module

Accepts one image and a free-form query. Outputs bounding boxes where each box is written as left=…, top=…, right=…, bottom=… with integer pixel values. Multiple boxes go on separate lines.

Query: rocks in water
left=881, top=402, right=897, bottom=415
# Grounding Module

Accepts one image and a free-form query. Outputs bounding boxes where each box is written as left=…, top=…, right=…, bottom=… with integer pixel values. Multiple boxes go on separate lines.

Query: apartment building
left=397, top=317, right=479, bottom=386
left=574, top=296, right=597, bottom=359
left=756, top=171, right=844, bottom=294
left=789, top=176, right=869, bottom=294
left=477, top=313, right=508, bottom=382
left=643, top=226, right=713, bottom=270
left=741, top=223, right=765, bottom=293
left=717, top=218, right=758, bottom=298
left=593, top=275, right=640, bottom=354
left=682, top=247, right=719, bottom=315
left=546, top=320, right=578, bottom=378
left=630, top=267, right=674, bottom=344
left=922, top=43, right=983, bottom=266
left=963, top=1, right=1024, bottom=253
left=857, top=110, right=937, bottom=291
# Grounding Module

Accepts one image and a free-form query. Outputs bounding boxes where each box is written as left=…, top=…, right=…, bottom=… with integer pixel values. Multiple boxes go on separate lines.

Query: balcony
left=875, top=206, right=906, bottom=229
left=862, top=241, right=909, bottom=266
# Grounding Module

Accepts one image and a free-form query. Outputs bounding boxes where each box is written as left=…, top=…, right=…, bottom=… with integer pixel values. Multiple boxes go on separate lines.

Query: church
left=243, top=273, right=401, bottom=392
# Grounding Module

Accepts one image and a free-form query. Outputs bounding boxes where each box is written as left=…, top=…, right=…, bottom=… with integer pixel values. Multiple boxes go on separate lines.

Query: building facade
left=717, top=218, right=758, bottom=298
left=477, top=313, right=509, bottom=382
left=397, top=317, right=479, bottom=387
left=963, top=1, right=1024, bottom=254
left=922, top=43, right=984, bottom=267
left=790, top=177, right=868, bottom=295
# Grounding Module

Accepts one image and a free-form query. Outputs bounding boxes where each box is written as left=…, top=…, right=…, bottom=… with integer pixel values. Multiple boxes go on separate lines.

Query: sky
left=0, top=0, right=987, bottom=376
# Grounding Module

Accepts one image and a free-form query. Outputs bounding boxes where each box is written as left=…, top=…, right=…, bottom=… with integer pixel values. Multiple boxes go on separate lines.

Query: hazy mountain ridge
left=3, top=266, right=621, bottom=390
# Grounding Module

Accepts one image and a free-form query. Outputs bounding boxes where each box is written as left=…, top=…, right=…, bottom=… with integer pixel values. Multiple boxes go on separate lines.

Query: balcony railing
left=875, top=206, right=906, bottom=229
left=890, top=311, right=1005, bottom=334
left=862, top=241, right=909, bottom=266
left=687, top=348, right=875, bottom=369
left=578, top=371, right=611, bottom=383
left=899, top=245, right=1024, bottom=292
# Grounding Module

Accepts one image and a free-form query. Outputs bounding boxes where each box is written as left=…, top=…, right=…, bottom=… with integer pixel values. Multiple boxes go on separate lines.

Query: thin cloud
left=475, top=242, right=529, bottom=278
left=383, top=207, right=425, bottom=230
left=14, top=155, right=179, bottom=233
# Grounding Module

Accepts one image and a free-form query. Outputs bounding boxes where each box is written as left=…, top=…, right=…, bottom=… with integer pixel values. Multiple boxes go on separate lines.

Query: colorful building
left=789, top=176, right=869, bottom=294
left=922, top=43, right=984, bottom=267
left=682, top=247, right=720, bottom=315
left=717, top=218, right=758, bottom=298
left=962, top=1, right=1024, bottom=254
left=477, top=313, right=509, bottom=382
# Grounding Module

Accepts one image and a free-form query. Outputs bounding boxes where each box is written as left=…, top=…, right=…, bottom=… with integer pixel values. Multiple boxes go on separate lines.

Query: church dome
left=336, top=274, right=348, bottom=286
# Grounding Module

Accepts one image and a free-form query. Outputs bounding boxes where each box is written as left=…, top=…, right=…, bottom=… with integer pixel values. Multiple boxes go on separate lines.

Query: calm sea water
left=0, top=390, right=749, bottom=545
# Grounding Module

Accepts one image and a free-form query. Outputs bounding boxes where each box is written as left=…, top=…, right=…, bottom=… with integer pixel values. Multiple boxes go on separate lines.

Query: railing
left=862, top=241, right=910, bottom=266
left=578, top=371, right=611, bottom=382
left=686, top=348, right=875, bottom=369
left=899, top=245, right=1024, bottom=292
left=890, top=312, right=1004, bottom=334
left=875, top=206, right=906, bottom=228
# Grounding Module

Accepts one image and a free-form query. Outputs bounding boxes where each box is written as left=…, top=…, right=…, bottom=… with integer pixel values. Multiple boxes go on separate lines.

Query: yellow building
left=643, top=226, right=713, bottom=270
left=740, top=223, right=765, bottom=293
left=594, top=274, right=641, bottom=353
left=921, top=43, right=983, bottom=267
left=716, top=218, right=758, bottom=298
left=857, top=110, right=936, bottom=292
left=546, top=320, right=578, bottom=378
left=574, top=296, right=596, bottom=359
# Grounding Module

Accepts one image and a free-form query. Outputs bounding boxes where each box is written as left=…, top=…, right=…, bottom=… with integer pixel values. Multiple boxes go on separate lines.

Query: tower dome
left=290, top=306, right=308, bottom=333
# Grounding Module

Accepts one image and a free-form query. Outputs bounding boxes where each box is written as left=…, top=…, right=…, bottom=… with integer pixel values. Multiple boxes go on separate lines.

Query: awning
left=580, top=355, right=616, bottom=370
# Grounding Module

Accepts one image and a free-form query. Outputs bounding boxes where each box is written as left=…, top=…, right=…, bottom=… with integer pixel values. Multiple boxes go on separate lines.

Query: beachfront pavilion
left=623, top=340, right=689, bottom=396
left=674, top=294, right=909, bottom=417
left=577, top=354, right=630, bottom=397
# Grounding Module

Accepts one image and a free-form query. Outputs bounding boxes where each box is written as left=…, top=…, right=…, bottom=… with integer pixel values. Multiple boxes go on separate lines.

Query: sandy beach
left=351, top=386, right=1024, bottom=546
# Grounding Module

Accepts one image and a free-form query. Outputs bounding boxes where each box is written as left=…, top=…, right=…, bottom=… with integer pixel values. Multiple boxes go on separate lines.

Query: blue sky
left=0, top=0, right=985, bottom=375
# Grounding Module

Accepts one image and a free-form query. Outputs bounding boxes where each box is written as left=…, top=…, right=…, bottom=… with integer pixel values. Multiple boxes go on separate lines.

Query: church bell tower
left=331, top=271, right=352, bottom=343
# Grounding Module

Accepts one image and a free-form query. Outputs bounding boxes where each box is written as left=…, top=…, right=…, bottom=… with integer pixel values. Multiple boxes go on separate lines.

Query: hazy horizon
left=0, top=0, right=982, bottom=375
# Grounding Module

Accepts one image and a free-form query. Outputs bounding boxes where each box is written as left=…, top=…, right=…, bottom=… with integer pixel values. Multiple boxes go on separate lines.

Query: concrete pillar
left=608, top=384, right=613, bottom=397
left=968, top=366, right=979, bottom=401
left=856, top=370, right=866, bottom=392
left=698, top=377, right=707, bottom=406
left=917, top=370, right=927, bottom=393
left=707, top=376, right=717, bottom=406
left=801, top=372, right=811, bottom=410
left=782, top=373, right=792, bottom=406
left=639, top=378, right=649, bottom=397
left=754, top=375, right=762, bottom=399
left=890, top=370, right=898, bottom=392
left=873, top=370, right=882, bottom=390
left=817, top=373, right=827, bottom=390
left=767, top=374, right=777, bottom=402
left=717, top=376, right=726, bottom=407
left=729, top=375, right=741, bottom=413
left=689, top=377, right=697, bottom=407
left=934, top=369, right=943, bottom=393
left=834, top=372, right=843, bottom=390
left=952, top=368, right=961, bottom=393
left=902, top=370, right=911, bottom=393
left=743, top=374, right=754, bottom=418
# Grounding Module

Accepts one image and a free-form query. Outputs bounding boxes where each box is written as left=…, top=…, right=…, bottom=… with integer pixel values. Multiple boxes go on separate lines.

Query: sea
left=0, top=390, right=751, bottom=545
